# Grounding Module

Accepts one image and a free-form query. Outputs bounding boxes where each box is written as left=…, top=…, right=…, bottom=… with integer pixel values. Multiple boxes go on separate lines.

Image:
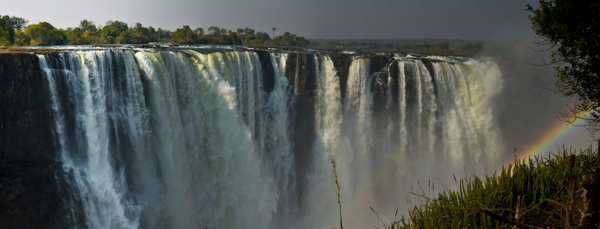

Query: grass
left=333, top=159, right=344, bottom=229
left=381, top=145, right=600, bottom=229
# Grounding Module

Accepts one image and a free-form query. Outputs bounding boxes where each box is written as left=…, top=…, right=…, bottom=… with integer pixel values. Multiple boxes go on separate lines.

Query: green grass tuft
left=389, top=145, right=600, bottom=229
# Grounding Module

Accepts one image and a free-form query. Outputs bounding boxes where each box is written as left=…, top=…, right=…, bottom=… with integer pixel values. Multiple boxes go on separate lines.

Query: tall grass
left=389, top=145, right=599, bottom=229
left=332, top=159, right=343, bottom=229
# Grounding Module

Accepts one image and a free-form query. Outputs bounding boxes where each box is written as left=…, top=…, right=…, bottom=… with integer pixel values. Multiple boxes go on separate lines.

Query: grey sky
left=3, top=0, right=536, bottom=42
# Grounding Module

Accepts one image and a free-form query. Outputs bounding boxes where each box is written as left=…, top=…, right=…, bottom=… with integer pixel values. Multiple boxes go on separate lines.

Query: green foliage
left=24, top=22, right=64, bottom=46
left=106, top=36, right=115, bottom=44
left=155, top=28, right=172, bottom=41
left=65, top=28, right=85, bottom=44
left=527, top=1, right=600, bottom=134
left=0, top=15, right=15, bottom=46
left=101, top=21, right=128, bottom=40
left=13, top=30, right=29, bottom=46
left=79, top=19, right=98, bottom=33
left=273, top=32, right=298, bottom=46
left=116, top=30, right=150, bottom=44
left=254, top=32, right=271, bottom=42
left=8, top=17, right=307, bottom=47
left=439, top=42, right=450, bottom=52
left=4, top=16, right=28, bottom=31
left=172, top=25, right=198, bottom=44
left=243, top=34, right=256, bottom=44
left=63, top=19, right=105, bottom=45
left=169, top=25, right=307, bottom=47
left=462, top=43, right=474, bottom=51
left=194, top=27, right=204, bottom=35
left=207, top=26, right=225, bottom=37
left=296, top=36, right=309, bottom=46
left=393, top=146, right=599, bottom=229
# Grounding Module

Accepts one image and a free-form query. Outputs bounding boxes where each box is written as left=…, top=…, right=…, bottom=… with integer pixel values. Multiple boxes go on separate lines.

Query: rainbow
left=326, top=111, right=595, bottom=229
left=513, top=110, right=592, bottom=162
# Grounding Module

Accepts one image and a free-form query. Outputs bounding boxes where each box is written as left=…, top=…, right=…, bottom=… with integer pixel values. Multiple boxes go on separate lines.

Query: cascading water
left=39, top=48, right=504, bottom=228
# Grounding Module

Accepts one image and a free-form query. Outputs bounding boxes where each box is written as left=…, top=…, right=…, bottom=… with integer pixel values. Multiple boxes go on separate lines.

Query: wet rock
left=329, top=52, right=352, bottom=103
left=0, top=53, right=62, bottom=228
left=255, top=50, right=276, bottom=93
left=285, top=53, right=317, bottom=206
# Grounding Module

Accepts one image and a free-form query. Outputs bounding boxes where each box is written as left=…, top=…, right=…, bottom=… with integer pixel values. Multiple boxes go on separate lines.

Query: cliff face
left=0, top=53, right=61, bottom=228
left=285, top=53, right=317, bottom=203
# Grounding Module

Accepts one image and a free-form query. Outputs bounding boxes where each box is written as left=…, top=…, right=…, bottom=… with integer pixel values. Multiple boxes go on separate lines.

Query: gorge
left=1, top=46, right=505, bottom=228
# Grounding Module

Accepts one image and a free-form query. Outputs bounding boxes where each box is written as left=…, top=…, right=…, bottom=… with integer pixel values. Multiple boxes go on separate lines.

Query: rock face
left=255, top=50, right=276, bottom=93
left=329, top=52, right=352, bottom=103
left=0, top=53, right=61, bottom=228
left=285, top=53, right=317, bottom=202
left=367, top=55, right=394, bottom=163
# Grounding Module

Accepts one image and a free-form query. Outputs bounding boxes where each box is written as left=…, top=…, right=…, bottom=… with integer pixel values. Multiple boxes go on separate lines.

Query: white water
left=39, top=49, right=504, bottom=228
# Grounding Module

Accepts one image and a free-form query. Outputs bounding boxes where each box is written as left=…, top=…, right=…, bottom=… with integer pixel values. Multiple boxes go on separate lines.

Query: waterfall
left=39, top=48, right=504, bottom=229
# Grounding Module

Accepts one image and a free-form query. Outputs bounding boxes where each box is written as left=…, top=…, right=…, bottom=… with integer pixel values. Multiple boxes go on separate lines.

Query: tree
left=272, top=27, right=276, bottom=38
left=115, top=30, right=149, bottom=44
left=227, top=31, right=241, bottom=45
left=255, top=32, right=270, bottom=42
left=5, top=16, right=28, bottom=30
left=194, top=28, right=204, bottom=35
left=296, top=36, right=309, bottom=46
left=208, top=26, right=222, bottom=37
left=14, top=30, right=30, bottom=46
left=219, top=34, right=233, bottom=45
left=0, top=15, right=15, bottom=46
left=65, top=28, right=84, bottom=44
left=462, top=43, right=474, bottom=51
left=244, top=27, right=255, bottom=36
left=24, top=22, right=63, bottom=46
left=156, top=28, right=171, bottom=41
left=527, top=1, right=600, bottom=137
left=439, top=42, right=450, bottom=51
left=172, top=25, right=197, bottom=44
left=279, top=32, right=296, bottom=46
left=131, top=22, right=153, bottom=42
left=79, top=19, right=97, bottom=33
left=101, top=21, right=128, bottom=39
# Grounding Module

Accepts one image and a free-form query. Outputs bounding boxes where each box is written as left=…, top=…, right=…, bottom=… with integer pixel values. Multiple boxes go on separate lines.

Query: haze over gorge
left=0, top=44, right=545, bottom=228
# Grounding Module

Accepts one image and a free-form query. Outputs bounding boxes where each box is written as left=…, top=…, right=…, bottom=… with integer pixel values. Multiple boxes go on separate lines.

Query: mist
left=492, top=35, right=592, bottom=156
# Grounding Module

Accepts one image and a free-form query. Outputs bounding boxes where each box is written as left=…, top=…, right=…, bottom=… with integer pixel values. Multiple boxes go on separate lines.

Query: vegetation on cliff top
left=0, top=16, right=310, bottom=47
left=0, top=15, right=487, bottom=56
left=0, top=16, right=16, bottom=46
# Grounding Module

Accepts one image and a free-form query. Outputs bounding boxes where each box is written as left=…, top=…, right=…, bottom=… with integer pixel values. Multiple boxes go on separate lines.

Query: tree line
left=0, top=16, right=310, bottom=47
